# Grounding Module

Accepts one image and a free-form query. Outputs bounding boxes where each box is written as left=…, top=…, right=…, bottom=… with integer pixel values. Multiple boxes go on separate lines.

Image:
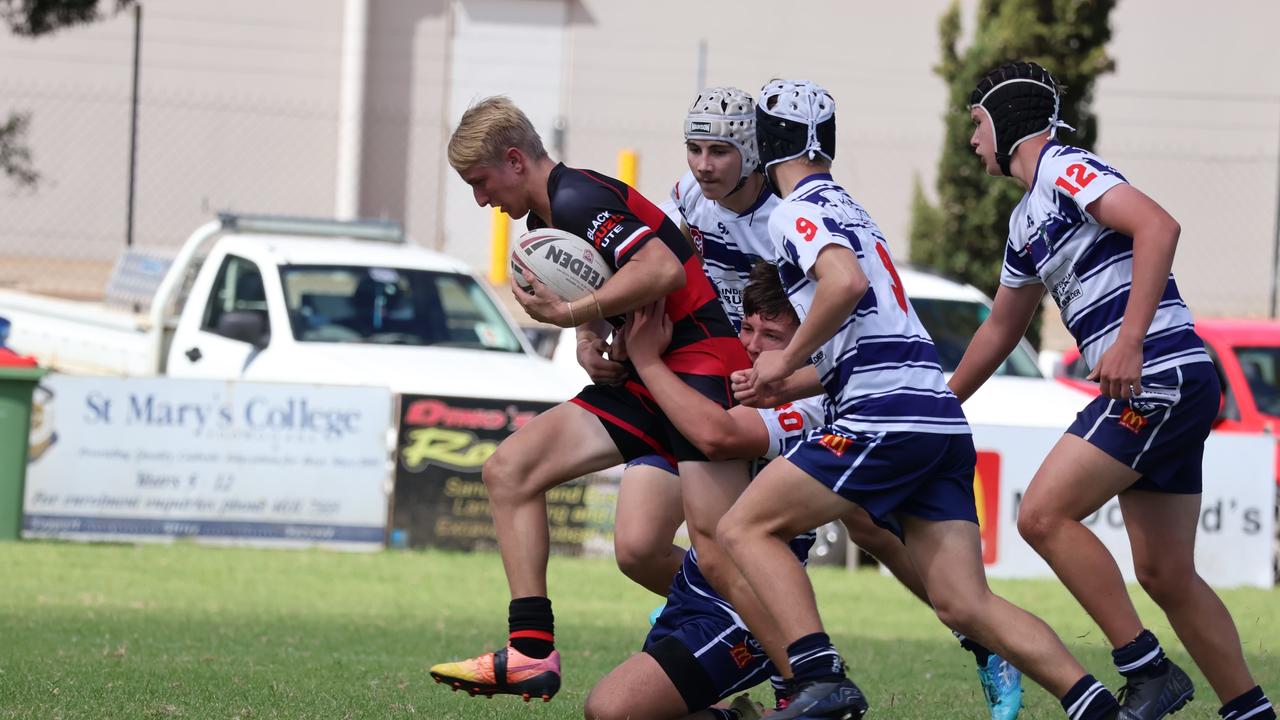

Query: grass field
left=1, top=542, right=1275, bottom=719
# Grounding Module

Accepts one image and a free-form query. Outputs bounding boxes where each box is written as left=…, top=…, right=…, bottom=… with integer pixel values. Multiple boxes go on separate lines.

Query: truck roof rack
left=217, top=213, right=405, bottom=244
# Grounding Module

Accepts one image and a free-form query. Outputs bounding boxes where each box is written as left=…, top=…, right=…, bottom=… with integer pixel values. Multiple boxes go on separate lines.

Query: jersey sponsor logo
left=688, top=120, right=713, bottom=134
left=588, top=211, right=625, bottom=248
left=728, top=641, right=754, bottom=669
left=1049, top=271, right=1083, bottom=309
left=719, top=285, right=742, bottom=314
left=1118, top=407, right=1149, bottom=434
left=818, top=433, right=852, bottom=457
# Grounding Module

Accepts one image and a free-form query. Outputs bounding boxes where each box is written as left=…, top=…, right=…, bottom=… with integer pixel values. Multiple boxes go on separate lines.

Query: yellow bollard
left=489, top=206, right=510, bottom=285
left=618, top=149, right=638, bottom=188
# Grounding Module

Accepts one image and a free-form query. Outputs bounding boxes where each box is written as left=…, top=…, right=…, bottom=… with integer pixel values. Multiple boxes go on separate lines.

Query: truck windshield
left=1235, top=346, right=1280, bottom=417
left=912, top=297, right=1041, bottom=377
left=279, top=265, right=523, bottom=352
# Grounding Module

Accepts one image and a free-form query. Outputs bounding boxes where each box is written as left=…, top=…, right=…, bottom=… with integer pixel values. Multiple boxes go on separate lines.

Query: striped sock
left=1061, top=675, right=1120, bottom=720
left=787, top=632, right=845, bottom=686
left=770, top=675, right=791, bottom=707
left=1112, top=629, right=1164, bottom=676
left=1220, top=685, right=1275, bottom=720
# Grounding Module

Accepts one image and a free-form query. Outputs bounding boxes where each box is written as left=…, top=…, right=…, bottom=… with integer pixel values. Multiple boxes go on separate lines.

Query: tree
left=0, top=0, right=135, bottom=188
left=909, top=0, right=1115, bottom=345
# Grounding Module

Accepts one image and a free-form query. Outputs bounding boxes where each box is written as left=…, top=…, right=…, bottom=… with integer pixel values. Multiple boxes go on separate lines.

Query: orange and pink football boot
left=429, top=645, right=561, bottom=702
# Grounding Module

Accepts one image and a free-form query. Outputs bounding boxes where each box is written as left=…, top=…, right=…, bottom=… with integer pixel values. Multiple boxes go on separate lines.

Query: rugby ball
left=511, top=227, right=613, bottom=301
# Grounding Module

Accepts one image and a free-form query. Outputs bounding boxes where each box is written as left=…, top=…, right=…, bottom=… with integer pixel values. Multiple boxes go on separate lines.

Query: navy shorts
left=1067, top=362, right=1219, bottom=494
left=626, top=453, right=677, bottom=476
left=784, top=428, right=978, bottom=540
left=573, top=375, right=733, bottom=465
left=643, top=593, right=774, bottom=712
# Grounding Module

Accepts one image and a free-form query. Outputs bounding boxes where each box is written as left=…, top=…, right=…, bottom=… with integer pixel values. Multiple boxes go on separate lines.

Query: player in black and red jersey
left=429, top=96, right=788, bottom=704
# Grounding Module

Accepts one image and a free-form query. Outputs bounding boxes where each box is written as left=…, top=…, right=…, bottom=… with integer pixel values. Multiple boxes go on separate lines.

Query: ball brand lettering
left=543, top=246, right=605, bottom=289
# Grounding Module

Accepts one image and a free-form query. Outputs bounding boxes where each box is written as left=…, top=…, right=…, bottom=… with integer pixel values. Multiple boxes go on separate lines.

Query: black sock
left=1220, top=685, right=1275, bottom=720
left=786, top=632, right=845, bottom=686
left=957, top=634, right=994, bottom=668
left=1112, top=629, right=1164, bottom=677
left=1061, top=674, right=1119, bottom=720
left=508, top=596, right=554, bottom=659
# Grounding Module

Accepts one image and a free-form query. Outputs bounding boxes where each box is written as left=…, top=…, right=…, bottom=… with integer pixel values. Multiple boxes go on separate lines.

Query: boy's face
left=969, top=107, right=1000, bottom=176
left=739, top=311, right=798, bottom=362
left=686, top=139, right=742, bottom=201
left=458, top=152, right=532, bottom=218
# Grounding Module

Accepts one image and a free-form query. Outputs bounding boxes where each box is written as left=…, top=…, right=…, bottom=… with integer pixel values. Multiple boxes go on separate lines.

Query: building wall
left=0, top=0, right=346, bottom=296
left=2, top=0, right=1278, bottom=324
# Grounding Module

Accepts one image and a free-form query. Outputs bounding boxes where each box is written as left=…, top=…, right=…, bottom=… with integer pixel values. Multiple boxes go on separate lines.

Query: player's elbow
left=655, top=260, right=685, bottom=296
left=691, top=428, right=737, bottom=461
left=847, top=274, right=869, bottom=303
left=1163, top=217, right=1181, bottom=247
left=831, top=272, right=867, bottom=312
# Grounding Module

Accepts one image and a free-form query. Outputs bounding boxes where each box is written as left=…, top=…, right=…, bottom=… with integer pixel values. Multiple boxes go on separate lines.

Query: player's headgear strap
left=685, top=87, right=759, bottom=196
left=969, top=61, right=1074, bottom=176
left=755, top=80, right=836, bottom=194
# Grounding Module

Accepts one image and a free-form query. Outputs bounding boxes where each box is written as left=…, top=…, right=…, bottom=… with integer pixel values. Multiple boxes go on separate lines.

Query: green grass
left=0, top=542, right=1275, bottom=719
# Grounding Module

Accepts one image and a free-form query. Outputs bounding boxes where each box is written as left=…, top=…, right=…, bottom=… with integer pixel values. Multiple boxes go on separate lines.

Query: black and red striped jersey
left=529, top=163, right=748, bottom=377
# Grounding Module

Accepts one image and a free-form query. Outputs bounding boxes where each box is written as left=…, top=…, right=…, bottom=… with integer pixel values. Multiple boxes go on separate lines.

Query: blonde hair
left=448, top=96, right=548, bottom=171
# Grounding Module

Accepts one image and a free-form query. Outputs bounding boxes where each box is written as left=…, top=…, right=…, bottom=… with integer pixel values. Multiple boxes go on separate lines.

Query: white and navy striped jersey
left=769, top=174, right=969, bottom=435
left=1001, top=143, right=1210, bottom=376
left=758, top=396, right=825, bottom=460
left=671, top=171, right=778, bottom=331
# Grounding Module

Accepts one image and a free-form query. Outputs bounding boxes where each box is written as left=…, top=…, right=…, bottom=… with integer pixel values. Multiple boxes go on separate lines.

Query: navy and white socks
left=1220, top=686, right=1275, bottom=720
left=1061, top=675, right=1121, bottom=720
left=787, top=632, right=846, bottom=686
left=1112, top=629, right=1165, bottom=677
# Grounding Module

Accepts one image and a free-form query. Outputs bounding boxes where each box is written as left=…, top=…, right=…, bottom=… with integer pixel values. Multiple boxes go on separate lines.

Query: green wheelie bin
left=0, top=353, right=46, bottom=541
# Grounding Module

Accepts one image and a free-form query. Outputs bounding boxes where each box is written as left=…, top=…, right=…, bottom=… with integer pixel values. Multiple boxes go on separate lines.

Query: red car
left=1056, top=319, right=1280, bottom=580
left=1057, top=319, right=1280, bottom=440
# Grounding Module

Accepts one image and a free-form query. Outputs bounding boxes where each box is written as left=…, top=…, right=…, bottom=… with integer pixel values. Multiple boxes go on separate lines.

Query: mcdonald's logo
left=1118, top=408, right=1148, bottom=434
left=818, top=433, right=853, bottom=457
left=974, top=451, right=1001, bottom=565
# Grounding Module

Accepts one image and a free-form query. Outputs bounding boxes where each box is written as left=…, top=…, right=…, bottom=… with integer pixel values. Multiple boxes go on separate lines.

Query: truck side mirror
left=215, top=310, right=270, bottom=349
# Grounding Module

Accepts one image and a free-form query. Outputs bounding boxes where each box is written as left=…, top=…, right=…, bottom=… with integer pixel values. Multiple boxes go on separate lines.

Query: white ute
left=0, top=214, right=581, bottom=403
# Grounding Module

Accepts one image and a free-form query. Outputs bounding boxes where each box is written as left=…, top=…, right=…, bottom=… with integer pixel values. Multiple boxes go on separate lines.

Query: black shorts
left=571, top=375, right=733, bottom=465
